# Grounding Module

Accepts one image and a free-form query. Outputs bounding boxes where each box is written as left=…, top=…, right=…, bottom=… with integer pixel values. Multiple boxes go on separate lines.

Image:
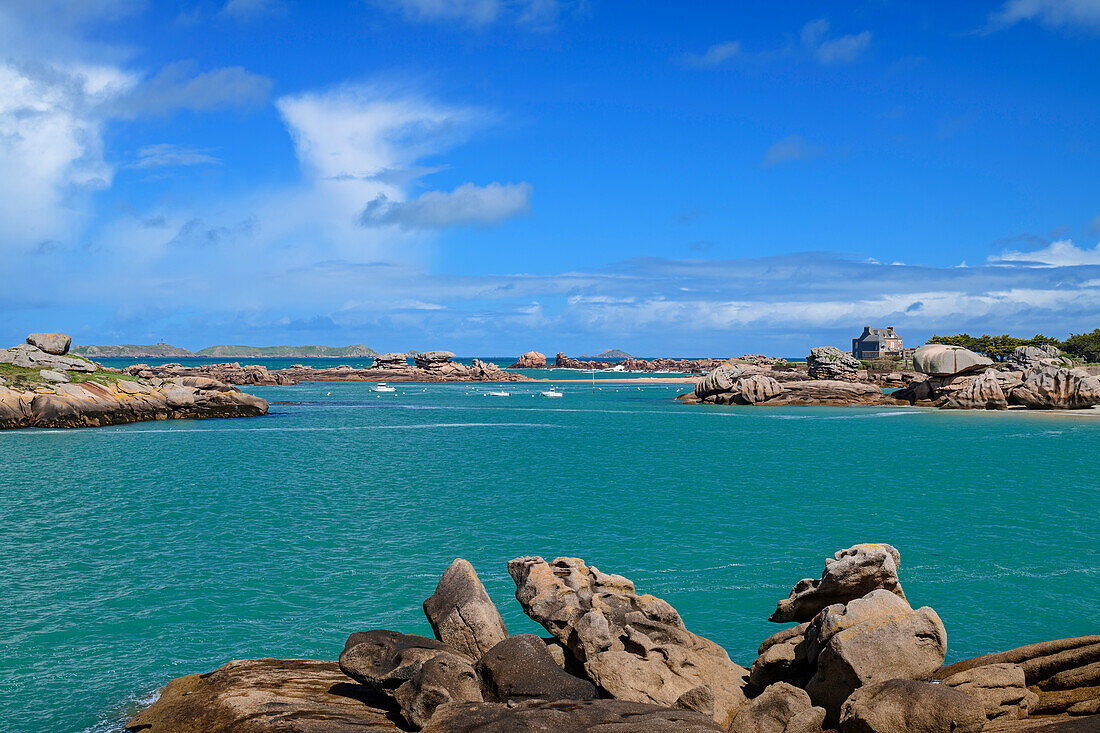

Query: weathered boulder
left=509, top=351, right=546, bottom=369
left=0, top=344, right=97, bottom=372
left=420, top=699, right=726, bottom=732
left=801, top=589, right=914, bottom=661
left=1009, top=365, right=1100, bottom=409
left=730, top=682, right=826, bottom=733
left=126, top=658, right=402, bottom=732
left=750, top=623, right=812, bottom=690
left=757, top=380, right=892, bottom=407
left=936, top=636, right=1100, bottom=681
left=39, top=369, right=70, bottom=383
left=807, top=347, right=861, bottom=381
left=943, top=368, right=1009, bottom=410
left=738, top=375, right=785, bottom=404
left=26, top=332, right=71, bottom=355
left=806, top=605, right=947, bottom=723
left=941, top=663, right=1037, bottom=721
left=392, top=650, right=483, bottom=728
left=696, top=364, right=742, bottom=399
left=423, top=559, right=509, bottom=660
left=373, top=353, right=409, bottom=369
left=771, top=544, right=906, bottom=623
left=913, top=344, right=994, bottom=376
left=415, top=351, right=456, bottom=370
left=508, top=556, right=749, bottom=727
left=838, top=678, right=986, bottom=733
left=1005, top=345, right=1072, bottom=372
left=477, top=634, right=597, bottom=703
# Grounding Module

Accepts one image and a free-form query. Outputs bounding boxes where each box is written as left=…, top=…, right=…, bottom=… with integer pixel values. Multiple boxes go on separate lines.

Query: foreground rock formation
left=509, top=351, right=547, bottom=368
left=1, top=333, right=267, bottom=430
left=130, top=545, right=1098, bottom=732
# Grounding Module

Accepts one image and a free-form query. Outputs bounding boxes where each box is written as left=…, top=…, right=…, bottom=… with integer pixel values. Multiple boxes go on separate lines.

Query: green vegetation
left=1062, top=329, right=1100, bottom=363
left=71, top=343, right=195, bottom=358
left=0, top=362, right=141, bottom=390
left=927, top=333, right=1063, bottom=361
left=195, top=344, right=378, bottom=358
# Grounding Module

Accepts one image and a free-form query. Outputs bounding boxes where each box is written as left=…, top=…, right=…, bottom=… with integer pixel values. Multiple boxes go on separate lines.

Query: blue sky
left=2, top=0, right=1099, bottom=355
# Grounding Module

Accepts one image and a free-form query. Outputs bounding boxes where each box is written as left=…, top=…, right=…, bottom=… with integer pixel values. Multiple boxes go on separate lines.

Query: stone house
left=852, top=326, right=903, bottom=360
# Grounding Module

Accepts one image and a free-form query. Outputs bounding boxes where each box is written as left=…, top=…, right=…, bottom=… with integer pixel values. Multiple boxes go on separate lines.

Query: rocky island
left=128, top=543, right=1098, bottom=732
left=680, top=344, right=1100, bottom=411
left=0, top=333, right=267, bottom=430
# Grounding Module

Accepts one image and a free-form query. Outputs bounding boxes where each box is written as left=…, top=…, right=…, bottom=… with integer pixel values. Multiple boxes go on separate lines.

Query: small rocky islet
left=681, top=344, right=1100, bottom=411
left=127, top=543, right=1099, bottom=732
left=0, top=333, right=267, bottom=430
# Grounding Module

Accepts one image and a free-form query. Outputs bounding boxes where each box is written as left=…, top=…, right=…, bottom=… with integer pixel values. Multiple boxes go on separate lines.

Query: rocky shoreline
left=119, top=351, right=529, bottom=386
left=680, top=344, right=1100, bottom=411
left=0, top=333, right=267, bottom=430
left=128, top=543, right=1098, bottom=732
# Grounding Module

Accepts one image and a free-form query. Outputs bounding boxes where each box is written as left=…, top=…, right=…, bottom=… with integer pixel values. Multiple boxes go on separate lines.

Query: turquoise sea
left=1, top=376, right=1098, bottom=732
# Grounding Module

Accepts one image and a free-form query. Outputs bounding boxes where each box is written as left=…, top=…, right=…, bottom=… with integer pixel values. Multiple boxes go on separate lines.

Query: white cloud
left=992, top=239, right=1100, bottom=266
left=359, top=182, right=532, bottom=229
left=129, top=144, right=220, bottom=169
left=801, top=19, right=871, bottom=64
left=761, top=135, right=823, bottom=167
left=682, top=41, right=741, bottom=68
left=991, top=0, right=1100, bottom=33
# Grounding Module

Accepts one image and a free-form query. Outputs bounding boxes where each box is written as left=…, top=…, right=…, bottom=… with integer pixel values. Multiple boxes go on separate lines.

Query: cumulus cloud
left=990, top=0, right=1100, bottom=33
left=801, top=19, right=871, bottom=64
left=359, top=182, right=531, bottom=229
left=760, top=135, right=823, bottom=167
left=129, top=144, right=220, bottom=169
left=682, top=41, right=741, bottom=68
left=992, top=239, right=1100, bottom=266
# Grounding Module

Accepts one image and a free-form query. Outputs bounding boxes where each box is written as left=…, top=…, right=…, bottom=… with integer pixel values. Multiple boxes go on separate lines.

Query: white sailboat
left=541, top=389, right=563, bottom=397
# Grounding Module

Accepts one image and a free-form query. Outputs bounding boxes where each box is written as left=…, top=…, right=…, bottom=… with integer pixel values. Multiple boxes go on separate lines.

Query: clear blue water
left=1, top=380, right=1098, bottom=732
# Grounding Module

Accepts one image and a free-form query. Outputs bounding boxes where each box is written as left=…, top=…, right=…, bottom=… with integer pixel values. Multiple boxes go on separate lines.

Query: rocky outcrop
left=941, top=663, right=1038, bottom=721
left=749, top=624, right=812, bottom=690
left=373, top=353, right=409, bottom=369
left=806, top=347, right=860, bottom=381
left=125, top=358, right=531, bottom=385
left=126, top=658, right=402, bottom=732
left=423, top=559, right=509, bottom=660
left=695, top=364, right=742, bottom=399
left=1009, top=365, right=1100, bottom=409
left=771, top=544, right=906, bottom=623
left=508, top=555, right=749, bottom=727
left=913, top=344, right=994, bottom=376
left=838, top=678, right=986, bottom=733
left=942, top=368, right=1010, bottom=410
left=555, top=352, right=730, bottom=374
left=1004, top=345, right=1072, bottom=372
left=26, top=332, right=71, bottom=355
left=1, top=343, right=96, bottom=372
left=415, top=351, right=457, bottom=371
left=757, top=380, right=893, bottom=407
left=420, top=699, right=726, bottom=732
left=730, top=682, right=825, bottom=733
left=122, top=361, right=296, bottom=385
left=509, top=351, right=547, bottom=368
left=339, top=630, right=482, bottom=729
left=477, top=635, right=597, bottom=704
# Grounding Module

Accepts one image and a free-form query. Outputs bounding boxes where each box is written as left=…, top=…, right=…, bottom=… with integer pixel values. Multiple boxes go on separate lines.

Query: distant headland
left=71, top=342, right=380, bottom=359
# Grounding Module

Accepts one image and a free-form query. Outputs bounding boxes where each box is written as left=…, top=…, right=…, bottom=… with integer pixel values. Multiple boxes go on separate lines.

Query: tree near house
left=926, top=333, right=1062, bottom=361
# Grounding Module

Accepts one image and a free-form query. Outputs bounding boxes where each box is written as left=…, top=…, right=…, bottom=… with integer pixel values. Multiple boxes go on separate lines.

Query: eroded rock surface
left=509, top=351, right=547, bottom=368
left=508, top=556, right=749, bottom=727
left=771, top=544, right=906, bottom=623
left=423, top=559, right=508, bottom=660
left=806, top=346, right=861, bottom=381
left=913, top=344, right=994, bottom=376
left=477, top=634, right=597, bottom=703
left=126, top=658, right=402, bottom=732
left=420, top=699, right=727, bottom=732
left=1009, top=365, right=1100, bottom=409
left=941, top=662, right=1037, bottom=721
left=730, top=682, right=825, bottom=733
left=26, top=332, right=71, bottom=355
left=838, top=678, right=985, bottom=733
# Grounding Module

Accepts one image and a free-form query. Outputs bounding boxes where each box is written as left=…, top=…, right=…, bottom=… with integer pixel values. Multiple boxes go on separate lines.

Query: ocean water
left=1, top=380, right=1098, bottom=732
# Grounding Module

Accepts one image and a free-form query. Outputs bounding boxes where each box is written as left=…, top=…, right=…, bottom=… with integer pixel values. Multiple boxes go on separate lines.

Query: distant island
left=71, top=343, right=379, bottom=358
left=581, top=349, right=633, bottom=358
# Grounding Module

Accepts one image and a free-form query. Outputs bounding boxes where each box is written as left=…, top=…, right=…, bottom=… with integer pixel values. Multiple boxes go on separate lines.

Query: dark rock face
left=392, top=651, right=483, bottom=728
left=838, top=678, right=986, bottom=733
left=125, top=658, right=402, bottom=732
left=509, top=351, right=546, bottom=368
left=749, top=623, right=812, bottom=690
left=806, top=347, right=860, bottom=381
left=419, top=699, right=727, bottom=732
left=477, top=635, right=597, bottom=704
left=26, top=332, right=71, bottom=355
left=729, top=682, right=825, bottom=733
left=771, top=544, right=906, bottom=623
left=508, top=556, right=749, bottom=728
left=423, top=559, right=508, bottom=660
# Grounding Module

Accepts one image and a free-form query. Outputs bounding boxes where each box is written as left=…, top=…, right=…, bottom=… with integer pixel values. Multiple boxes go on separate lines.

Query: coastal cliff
left=0, top=333, right=267, bottom=430
left=128, top=544, right=1099, bottom=732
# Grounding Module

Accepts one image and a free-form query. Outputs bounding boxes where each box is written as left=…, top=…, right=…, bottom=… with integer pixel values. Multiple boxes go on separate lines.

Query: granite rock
left=420, top=699, right=727, bottom=732
left=508, top=556, right=749, bottom=727
left=771, top=544, right=906, bottom=623
left=509, top=351, right=547, bottom=368
left=730, top=682, right=826, bottom=733
left=1009, top=365, right=1100, bottom=409
left=943, top=368, right=1009, bottom=410
left=423, top=559, right=509, bottom=660
left=477, top=634, right=597, bottom=703
left=1005, top=345, right=1072, bottom=372
left=838, top=678, right=985, bottom=733
left=913, top=344, right=994, bottom=376
left=26, top=332, right=71, bottom=355
left=392, top=650, right=483, bottom=728
left=941, top=663, right=1037, bottom=721
left=806, top=347, right=861, bottom=381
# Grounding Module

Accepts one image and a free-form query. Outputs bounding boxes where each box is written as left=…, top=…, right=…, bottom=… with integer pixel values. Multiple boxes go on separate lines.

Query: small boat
left=489, top=391, right=511, bottom=397
left=541, top=389, right=563, bottom=398
left=373, top=383, right=396, bottom=393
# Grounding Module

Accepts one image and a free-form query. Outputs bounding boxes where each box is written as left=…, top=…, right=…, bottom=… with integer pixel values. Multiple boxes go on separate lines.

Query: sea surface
left=1, top=377, right=1098, bottom=732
